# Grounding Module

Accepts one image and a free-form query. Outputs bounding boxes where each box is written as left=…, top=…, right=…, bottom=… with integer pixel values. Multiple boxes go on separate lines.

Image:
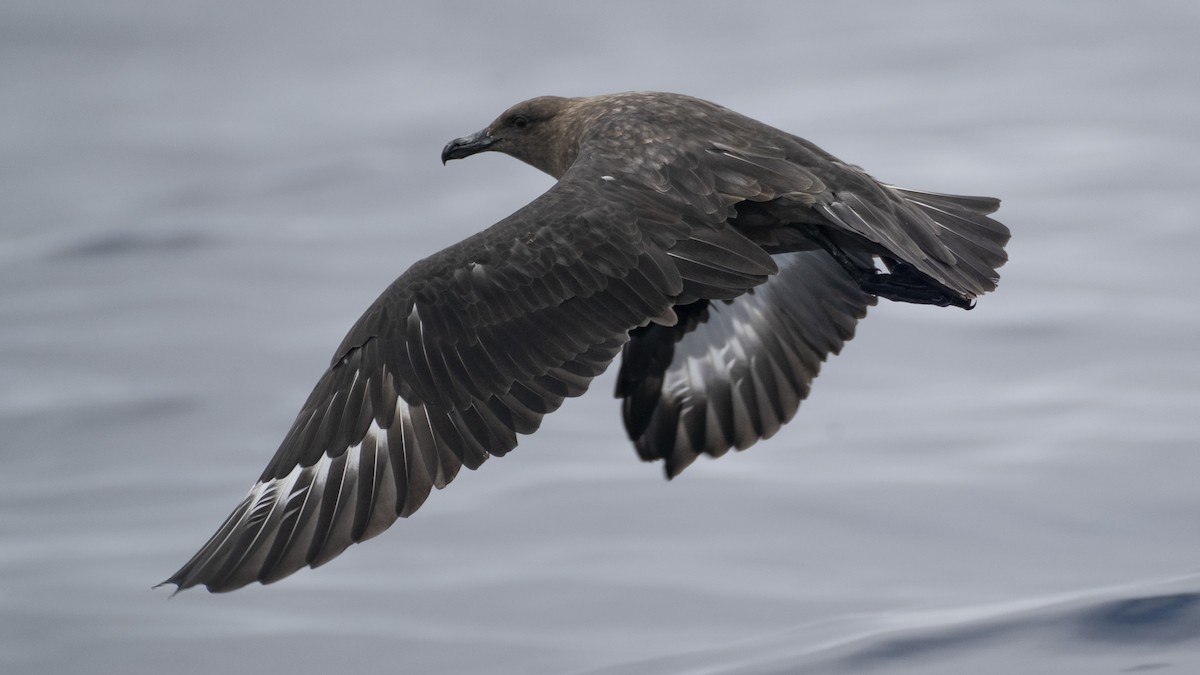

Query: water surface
left=2, top=2, right=1198, bottom=673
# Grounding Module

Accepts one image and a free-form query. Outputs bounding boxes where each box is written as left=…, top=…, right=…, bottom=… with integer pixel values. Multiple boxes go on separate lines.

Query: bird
left=162, top=91, right=1010, bottom=593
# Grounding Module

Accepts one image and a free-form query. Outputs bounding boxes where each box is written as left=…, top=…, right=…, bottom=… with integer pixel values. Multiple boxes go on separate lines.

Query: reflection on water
left=2, top=1, right=1198, bottom=674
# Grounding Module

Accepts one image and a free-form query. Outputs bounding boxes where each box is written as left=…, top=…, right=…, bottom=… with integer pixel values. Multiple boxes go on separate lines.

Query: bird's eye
left=512, top=115, right=530, bottom=129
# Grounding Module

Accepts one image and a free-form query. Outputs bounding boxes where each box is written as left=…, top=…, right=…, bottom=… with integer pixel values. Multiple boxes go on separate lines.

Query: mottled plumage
left=163, top=92, right=1009, bottom=593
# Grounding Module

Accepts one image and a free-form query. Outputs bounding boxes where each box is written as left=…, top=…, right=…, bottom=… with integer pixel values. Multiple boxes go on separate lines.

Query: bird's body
left=164, top=92, right=1009, bottom=593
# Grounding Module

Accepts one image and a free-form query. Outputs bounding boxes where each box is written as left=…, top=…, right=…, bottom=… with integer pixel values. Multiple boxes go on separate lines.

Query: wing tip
left=152, top=578, right=185, bottom=597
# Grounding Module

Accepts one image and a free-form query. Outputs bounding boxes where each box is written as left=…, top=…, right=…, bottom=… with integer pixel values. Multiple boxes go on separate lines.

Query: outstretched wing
left=616, top=251, right=875, bottom=478
left=164, top=160, right=778, bottom=592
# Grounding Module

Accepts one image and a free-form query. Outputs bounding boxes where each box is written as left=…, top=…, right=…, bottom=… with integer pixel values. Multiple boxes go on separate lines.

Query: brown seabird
left=163, top=92, right=1010, bottom=593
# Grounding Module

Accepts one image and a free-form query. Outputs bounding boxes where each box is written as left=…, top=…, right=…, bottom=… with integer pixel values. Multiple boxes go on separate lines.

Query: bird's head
left=442, top=95, right=579, bottom=178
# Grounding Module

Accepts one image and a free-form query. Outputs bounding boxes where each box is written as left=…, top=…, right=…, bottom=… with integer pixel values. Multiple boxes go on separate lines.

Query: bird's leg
left=807, top=229, right=973, bottom=309
left=803, top=228, right=864, bottom=279
left=862, top=260, right=974, bottom=309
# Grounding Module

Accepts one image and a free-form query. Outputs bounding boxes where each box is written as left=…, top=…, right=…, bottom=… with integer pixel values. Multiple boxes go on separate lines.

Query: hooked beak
left=441, top=129, right=496, bottom=164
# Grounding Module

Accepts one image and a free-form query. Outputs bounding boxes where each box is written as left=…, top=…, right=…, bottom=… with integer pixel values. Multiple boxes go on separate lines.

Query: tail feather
left=886, top=186, right=1011, bottom=297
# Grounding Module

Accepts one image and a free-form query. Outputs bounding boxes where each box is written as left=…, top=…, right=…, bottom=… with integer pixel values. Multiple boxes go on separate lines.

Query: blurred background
left=2, top=1, right=1198, bottom=673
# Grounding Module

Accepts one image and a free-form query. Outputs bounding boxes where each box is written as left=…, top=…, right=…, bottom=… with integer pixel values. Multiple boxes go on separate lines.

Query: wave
left=587, top=574, right=1200, bottom=674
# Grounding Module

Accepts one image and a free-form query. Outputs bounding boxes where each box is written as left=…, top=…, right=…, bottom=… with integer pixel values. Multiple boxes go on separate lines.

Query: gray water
left=3, top=1, right=1199, bottom=673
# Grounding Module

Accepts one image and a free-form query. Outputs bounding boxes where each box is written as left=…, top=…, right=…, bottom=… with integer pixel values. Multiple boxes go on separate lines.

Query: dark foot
left=857, top=269, right=974, bottom=309
left=807, top=230, right=973, bottom=309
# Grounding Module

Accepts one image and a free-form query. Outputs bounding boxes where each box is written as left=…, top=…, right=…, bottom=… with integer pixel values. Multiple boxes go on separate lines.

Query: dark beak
left=441, top=129, right=496, bottom=164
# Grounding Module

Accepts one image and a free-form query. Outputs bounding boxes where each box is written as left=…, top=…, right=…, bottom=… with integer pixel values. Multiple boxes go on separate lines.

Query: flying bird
left=163, top=92, right=1010, bottom=593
